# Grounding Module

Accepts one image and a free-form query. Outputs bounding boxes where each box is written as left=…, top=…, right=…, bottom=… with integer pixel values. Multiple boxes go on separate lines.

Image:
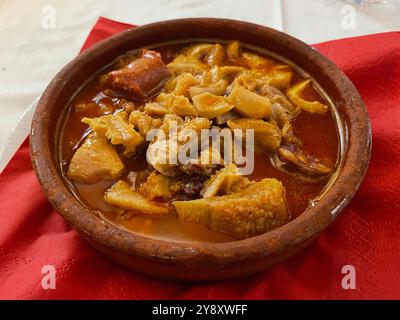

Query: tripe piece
left=67, top=132, right=124, bottom=184
left=173, top=178, right=288, bottom=239
left=228, top=84, right=272, bottom=119
left=82, top=111, right=144, bottom=156
left=105, top=180, right=171, bottom=215
left=287, top=79, right=328, bottom=114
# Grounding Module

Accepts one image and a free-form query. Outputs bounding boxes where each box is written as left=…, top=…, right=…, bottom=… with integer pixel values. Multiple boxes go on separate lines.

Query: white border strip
left=0, top=97, right=39, bottom=174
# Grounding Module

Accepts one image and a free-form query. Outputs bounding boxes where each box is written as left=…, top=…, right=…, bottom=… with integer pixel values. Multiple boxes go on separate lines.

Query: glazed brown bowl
left=30, top=18, right=371, bottom=281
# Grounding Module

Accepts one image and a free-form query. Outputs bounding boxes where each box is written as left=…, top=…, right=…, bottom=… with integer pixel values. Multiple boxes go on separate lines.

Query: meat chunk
left=266, top=65, right=293, bottom=89
left=128, top=110, right=163, bottom=137
left=82, top=111, right=144, bottom=156
left=146, top=116, right=212, bottom=176
left=164, top=72, right=197, bottom=96
left=180, top=146, right=222, bottom=177
left=139, top=172, right=183, bottom=202
left=180, top=175, right=208, bottom=199
left=226, top=41, right=240, bottom=59
left=227, top=118, right=282, bottom=151
left=145, top=94, right=199, bottom=118
left=170, top=96, right=198, bottom=117
left=214, top=110, right=239, bottom=125
left=200, top=164, right=250, bottom=198
left=243, top=52, right=275, bottom=69
left=278, top=144, right=332, bottom=176
left=192, top=92, right=234, bottom=119
left=260, top=84, right=297, bottom=115
left=188, top=79, right=228, bottom=98
left=185, top=43, right=225, bottom=66
left=105, top=49, right=170, bottom=100
left=173, top=178, right=288, bottom=239
left=146, top=137, right=180, bottom=177
left=67, top=132, right=124, bottom=183
left=105, top=180, right=171, bottom=215
left=228, top=84, right=272, bottom=119
left=167, top=55, right=207, bottom=75
left=287, top=79, right=328, bottom=115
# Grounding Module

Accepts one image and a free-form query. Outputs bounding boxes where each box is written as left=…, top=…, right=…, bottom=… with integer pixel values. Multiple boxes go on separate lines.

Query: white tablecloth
left=0, top=0, right=399, bottom=171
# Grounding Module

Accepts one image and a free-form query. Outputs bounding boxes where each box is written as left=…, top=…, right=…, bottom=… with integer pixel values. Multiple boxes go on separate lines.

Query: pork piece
left=128, top=110, right=163, bottom=137
left=167, top=55, right=207, bottom=75
left=143, top=92, right=201, bottom=118
left=226, top=41, right=240, bottom=59
left=188, top=79, right=228, bottom=98
left=214, top=110, right=239, bottom=125
left=138, top=172, right=183, bottom=202
left=146, top=136, right=180, bottom=177
left=82, top=111, right=144, bottom=156
left=105, top=180, right=171, bottom=215
left=179, top=162, right=218, bottom=178
left=278, top=144, right=332, bottom=176
left=260, top=84, right=297, bottom=116
left=164, top=72, right=197, bottom=96
left=227, top=118, right=282, bottom=151
left=144, top=94, right=199, bottom=118
left=180, top=146, right=223, bottom=177
left=180, top=175, right=208, bottom=199
left=227, top=70, right=266, bottom=93
left=260, top=85, right=300, bottom=144
left=228, top=84, right=272, bottom=119
left=266, top=65, right=293, bottom=90
left=243, top=52, right=275, bottom=70
left=186, top=43, right=225, bottom=66
left=105, top=49, right=171, bottom=100
left=287, top=79, right=328, bottom=115
left=67, top=132, right=124, bottom=183
left=171, top=96, right=198, bottom=117
left=200, top=164, right=251, bottom=198
left=212, top=66, right=247, bottom=83
left=146, top=117, right=212, bottom=177
left=192, top=92, right=234, bottom=119
left=173, top=178, right=288, bottom=239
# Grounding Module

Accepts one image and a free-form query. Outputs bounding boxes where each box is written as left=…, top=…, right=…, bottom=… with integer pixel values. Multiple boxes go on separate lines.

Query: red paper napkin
left=1, top=17, right=399, bottom=300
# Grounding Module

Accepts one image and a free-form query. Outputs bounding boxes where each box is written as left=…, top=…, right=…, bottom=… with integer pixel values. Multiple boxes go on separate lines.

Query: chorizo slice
left=106, top=49, right=170, bottom=100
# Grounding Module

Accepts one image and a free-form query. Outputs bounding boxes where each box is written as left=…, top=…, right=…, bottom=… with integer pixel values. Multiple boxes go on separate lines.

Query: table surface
left=0, top=0, right=399, bottom=172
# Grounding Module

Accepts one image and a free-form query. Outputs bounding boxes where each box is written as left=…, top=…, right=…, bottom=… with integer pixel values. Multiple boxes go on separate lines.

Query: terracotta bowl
left=30, top=18, right=371, bottom=281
